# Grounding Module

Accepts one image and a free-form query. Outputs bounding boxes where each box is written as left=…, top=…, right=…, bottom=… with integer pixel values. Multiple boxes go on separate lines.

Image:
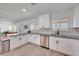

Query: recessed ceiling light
left=22, top=9, right=26, bottom=12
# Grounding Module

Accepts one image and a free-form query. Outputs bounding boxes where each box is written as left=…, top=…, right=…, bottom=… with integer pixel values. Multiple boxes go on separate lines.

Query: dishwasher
left=40, top=35, right=49, bottom=49
left=1, top=40, right=10, bottom=53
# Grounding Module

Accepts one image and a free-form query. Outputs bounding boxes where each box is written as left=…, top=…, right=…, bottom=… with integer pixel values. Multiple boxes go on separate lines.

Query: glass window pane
left=60, top=22, right=68, bottom=31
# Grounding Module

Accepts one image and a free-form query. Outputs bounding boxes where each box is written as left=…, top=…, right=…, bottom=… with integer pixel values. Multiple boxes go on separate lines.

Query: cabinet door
left=57, top=38, right=69, bottom=54
left=69, top=39, right=79, bottom=56
left=29, top=34, right=34, bottom=43
left=19, top=35, right=28, bottom=45
left=38, top=14, right=49, bottom=28
left=34, top=34, right=40, bottom=45
left=73, top=5, right=79, bottom=27
left=30, top=34, right=40, bottom=45
left=10, top=36, right=19, bottom=50
left=49, top=36, right=58, bottom=51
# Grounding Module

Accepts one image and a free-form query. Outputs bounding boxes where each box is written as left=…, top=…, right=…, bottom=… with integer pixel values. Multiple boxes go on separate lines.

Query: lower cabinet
left=29, top=34, right=40, bottom=45
left=49, top=36, right=79, bottom=56
left=9, top=34, right=40, bottom=50
left=18, top=35, right=29, bottom=46
left=49, top=37, right=58, bottom=51
left=57, top=38, right=69, bottom=55
left=68, top=39, right=79, bottom=56
left=49, top=36, right=69, bottom=55
left=10, top=36, right=19, bottom=50
left=10, top=34, right=29, bottom=50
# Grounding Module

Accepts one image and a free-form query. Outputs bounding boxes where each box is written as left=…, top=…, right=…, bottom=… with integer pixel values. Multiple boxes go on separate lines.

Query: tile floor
left=0, top=43, right=65, bottom=56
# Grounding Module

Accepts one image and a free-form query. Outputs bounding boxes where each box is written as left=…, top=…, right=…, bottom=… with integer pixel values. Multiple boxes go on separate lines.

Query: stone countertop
left=50, top=34, right=79, bottom=40
left=0, top=36, right=10, bottom=41
left=8, top=31, right=79, bottom=40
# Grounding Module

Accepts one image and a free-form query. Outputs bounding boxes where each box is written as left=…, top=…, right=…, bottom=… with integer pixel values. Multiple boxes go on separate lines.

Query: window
left=59, top=22, right=69, bottom=31
left=51, top=18, right=69, bottom=31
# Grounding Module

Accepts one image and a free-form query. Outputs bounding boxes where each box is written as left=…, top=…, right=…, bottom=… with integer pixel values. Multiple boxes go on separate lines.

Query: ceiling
left=0, top=3, right=78, bottom=22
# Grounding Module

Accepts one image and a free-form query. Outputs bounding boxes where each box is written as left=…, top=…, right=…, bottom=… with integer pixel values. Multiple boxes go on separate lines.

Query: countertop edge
left=8, top=33, right=79, bottom=40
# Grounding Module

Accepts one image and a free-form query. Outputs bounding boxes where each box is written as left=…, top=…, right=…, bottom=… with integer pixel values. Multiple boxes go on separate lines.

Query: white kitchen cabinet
left=57, top=37, right=69, bottom=54
left=73, top=5, right=79, bottom=27
left=10, top=36, right=19, bottom=50
left=9, top=34, right=29, bottom=50
left=19, top=35, right=29, bottom=45
left=49, top=36, right=58, bottom=51
left=69, top=39, right=79, bottom=56
left=29, top=34, right=40, bottom=45
left=49, top=36, right=69, bottom=55
left=38, top=13, right=50, bottom=28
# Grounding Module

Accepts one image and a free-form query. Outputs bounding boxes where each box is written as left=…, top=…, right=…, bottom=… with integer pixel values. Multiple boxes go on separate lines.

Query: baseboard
left=28, top=42, right=40, bottom=46
left=10, top=42, right=69, bottom=56
left=40, top=46, right=49, bottom=49
left=49, top=49, right=69, bottom=56
left=10, top=42, right=30, bottom=51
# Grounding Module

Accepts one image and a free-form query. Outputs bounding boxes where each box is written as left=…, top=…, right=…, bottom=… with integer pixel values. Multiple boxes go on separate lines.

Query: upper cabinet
left=73, top=5, right=79, bottom=28
left=38, top=13, right=50, bottom=28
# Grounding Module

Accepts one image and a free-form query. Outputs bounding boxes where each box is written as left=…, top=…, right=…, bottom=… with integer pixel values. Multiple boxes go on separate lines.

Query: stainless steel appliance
left=1, top=40, right=10, bottom=53
left=40, top=35, right=49, bottom=49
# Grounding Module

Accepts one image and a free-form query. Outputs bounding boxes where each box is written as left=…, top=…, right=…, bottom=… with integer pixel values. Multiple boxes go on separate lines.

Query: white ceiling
left=0, top=3, right=78, bottom=22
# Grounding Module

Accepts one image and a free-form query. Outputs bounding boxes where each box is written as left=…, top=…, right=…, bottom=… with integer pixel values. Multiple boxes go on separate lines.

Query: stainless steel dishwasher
left=40, top=35, right=49, bottom=49
left=1, top=40, right=10, bottom=53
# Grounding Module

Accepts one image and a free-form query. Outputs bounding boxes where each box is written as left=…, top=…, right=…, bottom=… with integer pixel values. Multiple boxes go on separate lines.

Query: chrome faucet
left=56, top=30, right=59, bottom=35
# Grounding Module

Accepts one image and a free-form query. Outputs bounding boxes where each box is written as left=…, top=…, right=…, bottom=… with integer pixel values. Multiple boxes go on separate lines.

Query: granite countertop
left=0, top=36, right=10, bottom=41
left=8, top=30, right=79, bottom=40
left=51, top=34, right=79, bottom=40
left=9, top=32, right=79, bottom=40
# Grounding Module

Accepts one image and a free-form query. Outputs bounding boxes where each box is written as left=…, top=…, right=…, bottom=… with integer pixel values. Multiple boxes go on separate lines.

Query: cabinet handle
left=34, top=36, right=36, bottom=39
left=19, top=37, right=22, bottom=40
left=56, top=40, right=59, bottom=44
